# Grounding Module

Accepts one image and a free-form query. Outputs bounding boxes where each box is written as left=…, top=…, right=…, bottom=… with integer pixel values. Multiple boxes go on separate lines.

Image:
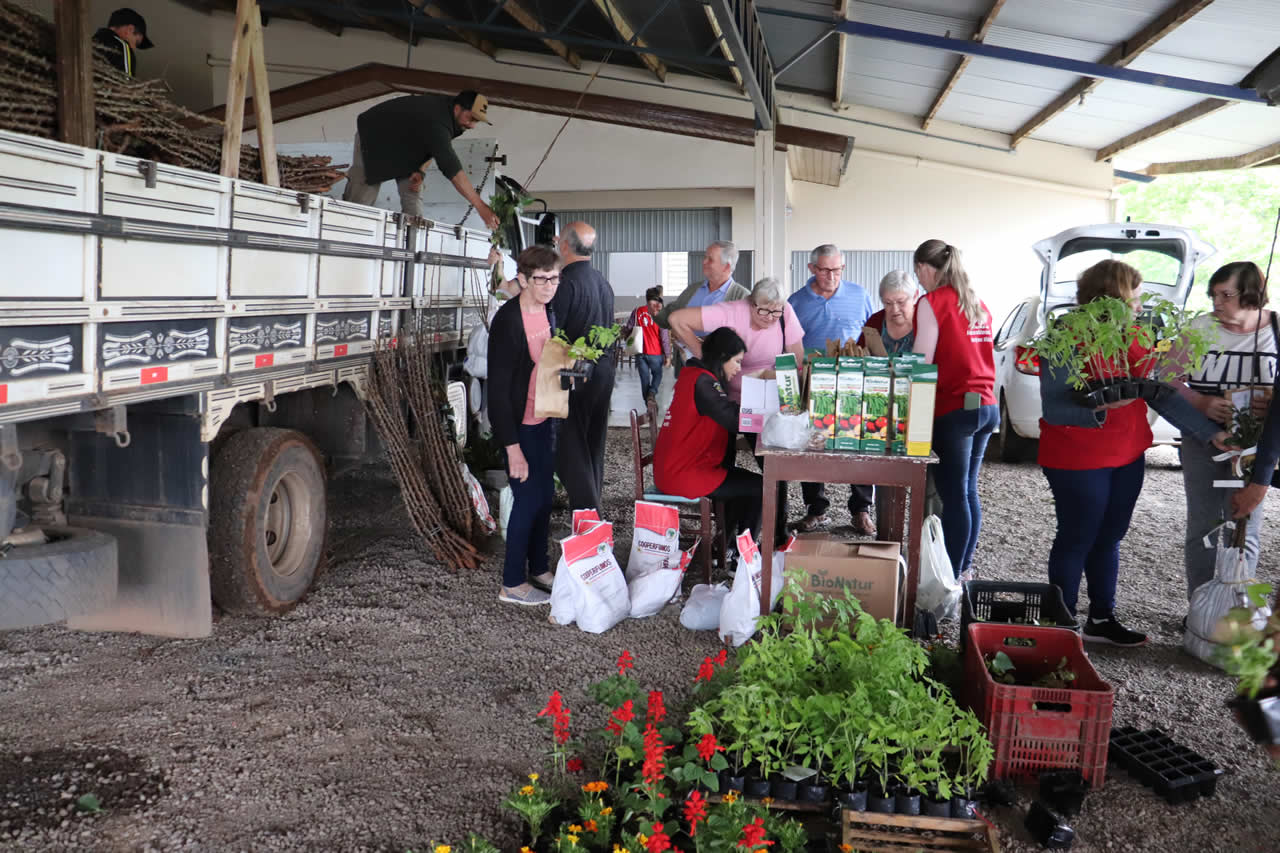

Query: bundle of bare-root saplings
left=0, top=0, right=344, bottom=193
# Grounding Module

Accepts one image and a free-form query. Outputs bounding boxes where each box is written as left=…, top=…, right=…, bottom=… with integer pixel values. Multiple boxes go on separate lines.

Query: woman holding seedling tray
left=1037, top=260, right=1229, bottom=646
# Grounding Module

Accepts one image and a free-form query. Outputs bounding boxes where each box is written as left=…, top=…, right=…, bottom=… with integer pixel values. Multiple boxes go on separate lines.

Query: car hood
left=1033, top=222, right=1215, bottom=314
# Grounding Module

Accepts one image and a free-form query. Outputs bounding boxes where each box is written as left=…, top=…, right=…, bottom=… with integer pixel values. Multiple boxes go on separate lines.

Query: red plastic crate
left=963, top=623, right=1114, bottom=787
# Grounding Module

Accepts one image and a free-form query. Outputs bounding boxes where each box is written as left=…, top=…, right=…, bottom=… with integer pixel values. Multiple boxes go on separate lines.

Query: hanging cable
left=524, top=50, right=614, bottom=188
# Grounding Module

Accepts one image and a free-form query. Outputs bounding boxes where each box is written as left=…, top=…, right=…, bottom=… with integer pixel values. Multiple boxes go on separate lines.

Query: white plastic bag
left=761, top=412, right=811, bottom=450
left=498, top=486, right=514, bottom=541
left=681, top=582, right=730, bottom=630
left=718, top=532, right=789, bottom=647
left=630, top=546, right=692, bottom=619
left=549, top=519, right=631, bottom=634
left=1185, top=521, right=1273, bottom=667
left=626, top=501, right=681, bottom=581
left=460, top=463, right=497, bottom=534
left=917, top=515, right=960, bottom=621
left=624, top=324, right=644, bottom=356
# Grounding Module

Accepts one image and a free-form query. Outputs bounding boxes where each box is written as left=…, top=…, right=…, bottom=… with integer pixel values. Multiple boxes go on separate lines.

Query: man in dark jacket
left=342, top=91, right=500, bottom=227
left=551, top=222, right=616, bottom=511
left=92, top=8, right=154, bottom=77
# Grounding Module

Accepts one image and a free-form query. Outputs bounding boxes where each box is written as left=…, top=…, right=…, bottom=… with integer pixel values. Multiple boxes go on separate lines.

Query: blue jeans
left=636, top=354, right=663, bottom=399
left=1042, top=455, right=1145, bottom=619
left=504, top=420, right=556, bottom=588
left=932, top=405, right=998, bottom=576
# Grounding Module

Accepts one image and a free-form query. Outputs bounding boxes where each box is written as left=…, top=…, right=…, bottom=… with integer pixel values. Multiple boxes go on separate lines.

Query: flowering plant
left=502, top=773, right=558, bottom=847
left=539, top=691, right=574, bottom=775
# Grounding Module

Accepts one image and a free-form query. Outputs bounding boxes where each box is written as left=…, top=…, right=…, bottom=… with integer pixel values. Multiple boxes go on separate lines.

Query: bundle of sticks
left=0, top=0, right=345, bottom=193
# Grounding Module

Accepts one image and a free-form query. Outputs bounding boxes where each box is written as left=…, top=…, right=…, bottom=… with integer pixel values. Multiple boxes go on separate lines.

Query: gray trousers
left=1181, top=437, right=1265, bottom=599
left=341, top=133, right=422, bottom=216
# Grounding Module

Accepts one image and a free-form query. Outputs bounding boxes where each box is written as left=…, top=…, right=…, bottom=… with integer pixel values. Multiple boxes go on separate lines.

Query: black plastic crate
left=1108, top=727, right=1224, bottom=804
left=959, top=581, right=1079, bottom=650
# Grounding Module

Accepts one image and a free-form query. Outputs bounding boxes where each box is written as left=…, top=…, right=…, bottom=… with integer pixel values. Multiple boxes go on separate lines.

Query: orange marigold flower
left=584, top=819, right=598, bottom=833
left=723, top=790, right=739, bottom=804
left=600, top=806, right=614, bottom=816
left=582, top=781, right=610, bottom=793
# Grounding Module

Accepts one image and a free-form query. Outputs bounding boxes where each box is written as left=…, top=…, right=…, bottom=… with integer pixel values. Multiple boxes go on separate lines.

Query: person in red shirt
left=654, top=327, right=766, bottom=540
left=911, top=240, right=996, bottom=579
left=1038, top=260, right=1227, bottom=646
left=622, top=287, right=672, bottom=406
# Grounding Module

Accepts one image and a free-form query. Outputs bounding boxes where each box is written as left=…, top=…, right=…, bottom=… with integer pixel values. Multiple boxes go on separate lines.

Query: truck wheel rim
left=265, top=471, right=309, bottom=578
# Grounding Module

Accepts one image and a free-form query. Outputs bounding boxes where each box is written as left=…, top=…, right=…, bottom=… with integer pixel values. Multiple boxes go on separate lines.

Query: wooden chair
left=630, top=403, right=728, bottom=585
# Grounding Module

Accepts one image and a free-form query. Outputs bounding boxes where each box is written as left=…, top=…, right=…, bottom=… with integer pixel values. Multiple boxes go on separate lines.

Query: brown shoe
left=792, top=513, right=829, bottom=533
left=853, top=510, right=876, bottom=536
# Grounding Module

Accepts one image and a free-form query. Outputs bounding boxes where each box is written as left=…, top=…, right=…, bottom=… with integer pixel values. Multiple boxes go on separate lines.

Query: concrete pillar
left=753, top=129, right=788, bottom=288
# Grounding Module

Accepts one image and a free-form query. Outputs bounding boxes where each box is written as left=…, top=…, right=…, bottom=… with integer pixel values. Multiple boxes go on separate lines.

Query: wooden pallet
left=841, top=809, right=1000, bottom=853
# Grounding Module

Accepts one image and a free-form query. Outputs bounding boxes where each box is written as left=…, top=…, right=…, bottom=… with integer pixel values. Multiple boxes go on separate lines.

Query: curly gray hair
left=750, top=276, right=784, bottom=306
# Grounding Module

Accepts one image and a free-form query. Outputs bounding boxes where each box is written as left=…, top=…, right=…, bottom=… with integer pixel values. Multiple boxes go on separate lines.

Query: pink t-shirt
left=522, top=308, right=551, bottom=425
left=699, top=299, right=805, bottom=401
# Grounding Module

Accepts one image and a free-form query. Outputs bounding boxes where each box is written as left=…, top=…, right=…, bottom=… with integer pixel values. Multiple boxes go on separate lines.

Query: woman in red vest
left=911, top=240, right=997, bottom=579
left=654, top=328, right=764, bottom=540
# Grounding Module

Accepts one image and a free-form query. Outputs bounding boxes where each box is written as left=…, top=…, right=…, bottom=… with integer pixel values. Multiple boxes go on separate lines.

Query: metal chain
left=454, top=142, right=500, bottom=227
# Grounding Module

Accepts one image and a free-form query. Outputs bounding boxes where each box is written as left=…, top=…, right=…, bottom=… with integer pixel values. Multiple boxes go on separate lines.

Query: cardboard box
left=783, top=535, right=902, bottom=623
left=860, top=357, right=891, bottom=454
left=807, top=357, right=839, bottom=449
left=775, top=353, right=803, bottom=414
left=906, top=363, right=937, bottom=457
left=835, top=357, right=863, bottom=451
left=739, top=375, right=779, bottom=433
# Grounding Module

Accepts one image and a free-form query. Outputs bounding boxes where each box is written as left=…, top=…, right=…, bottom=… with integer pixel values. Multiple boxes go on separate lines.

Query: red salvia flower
left=566, top=757, right=584, bottom=772
left=695, top=656, right=715, bottom=683
left=714, top=649, right=728, bottom=667
left=641, top=723, right=667, bottom=785
left=738, top=817, right=773, bottom=849
left=684, top=790, right=708, bottom=836
left=537, top=690, right=571, bottom=745
left=695, top=733, right=724, bottom=764
left=605, top=699, right=635, bottom=737
left=646, top=690, right=667, bottom=723
left=617, top=650, right=635, bottom=675
left=646, top=823, right=672, bottom=852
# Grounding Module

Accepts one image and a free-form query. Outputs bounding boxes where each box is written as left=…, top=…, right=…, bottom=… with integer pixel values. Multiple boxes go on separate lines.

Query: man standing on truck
left=552, top=222, right=616, bottom=511
left=342, top=91, right=501, bottom=229
left=92, top=8, right=153, bottom=77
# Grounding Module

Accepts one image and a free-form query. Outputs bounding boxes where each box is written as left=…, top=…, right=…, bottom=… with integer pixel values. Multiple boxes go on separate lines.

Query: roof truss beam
left=406, top=0, right=498, bottom=58
left=492, top=1, right=582, bottom=69
left=1010, top=0, right=1215, bottom=147
left=707, top=0, right=776, bottom=130
left=703, top=5, right=745, bottom=92
left=589, top=0, right=667, bottom=81
left=1094, top=97, right=1230, bottom=161
left=1145, top=139, right=1280, bottom=175
left=921, top=0, right=1007, bottom=131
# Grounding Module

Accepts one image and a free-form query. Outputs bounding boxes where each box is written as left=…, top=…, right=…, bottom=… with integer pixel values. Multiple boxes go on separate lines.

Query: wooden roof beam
left=590, top=0, right=667, bottom=82
left=1095, top=97, right=1230, bottom=161
left=921, top=0, right=1007, bottom=130
left=704, top=5, right=744, bottom=92
left=1010, top=0, right=1214, bottom=147
left=408, top=1, right=497, bottom=58
left=1145, top=138, right=1280, bottom=175
left=495, top=0, right=582, bottom=69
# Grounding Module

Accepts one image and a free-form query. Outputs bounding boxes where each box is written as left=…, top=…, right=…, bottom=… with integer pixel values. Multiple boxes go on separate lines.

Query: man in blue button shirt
left=788, top=244, right=876, bottom=535
left=656, top=240, right=750, bottom=375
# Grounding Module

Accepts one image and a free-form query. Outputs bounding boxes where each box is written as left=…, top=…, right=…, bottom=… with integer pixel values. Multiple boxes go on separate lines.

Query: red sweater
left=654, top=366, right=730, bottom=498
left=921, top=285, right=995, bottom=416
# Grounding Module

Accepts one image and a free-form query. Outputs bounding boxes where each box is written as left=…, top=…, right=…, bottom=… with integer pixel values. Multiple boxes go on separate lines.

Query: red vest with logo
left=654, top=366, right=729, bottom=498
left=636, top=308, right=662, bottom=355
left=924, top=285, right=996, bottom=416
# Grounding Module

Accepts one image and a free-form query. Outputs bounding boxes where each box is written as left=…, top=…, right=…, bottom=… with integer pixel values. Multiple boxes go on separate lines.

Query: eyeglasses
left=1212, top=289, right=1238, bottom=301
left=814, top=266, right=844, bottom=275
left=755, top=306, right=784, bottom=319
left=530, top=274, right=560, bottom=285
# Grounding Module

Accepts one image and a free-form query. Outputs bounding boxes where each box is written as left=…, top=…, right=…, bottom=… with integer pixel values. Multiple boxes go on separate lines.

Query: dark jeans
left=933, top=404, right=998, bottom=576
left=801, top=482, right=873, bottom=517
left=741, top=432, right=790, bottom=547
left=504, top=420, right=556, bottom=588
left=1043, top=455, right=1145, bottom=620
left=556, top=362, right=615, bottom=510
left=708, top=466, right=765, bottom=541
left=636, top=354, right=663, bottom=399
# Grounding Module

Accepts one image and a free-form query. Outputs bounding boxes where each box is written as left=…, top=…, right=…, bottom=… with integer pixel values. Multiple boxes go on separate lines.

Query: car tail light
left=1015, top=345, right=1040, bottom=376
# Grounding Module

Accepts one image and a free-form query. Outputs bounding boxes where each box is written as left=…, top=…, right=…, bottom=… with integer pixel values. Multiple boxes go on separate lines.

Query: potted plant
left=952, top=709, right=992, bottom=818
left=554, top=324, right=622, bottom=390
left=1216, top=586, right=1280, bottom=746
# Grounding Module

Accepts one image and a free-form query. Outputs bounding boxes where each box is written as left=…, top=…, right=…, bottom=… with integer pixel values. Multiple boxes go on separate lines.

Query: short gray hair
left=750, top=276, right=783, bottom=306
left=879, top=270, right=915, bottom=298
left=709, top=240, right=738, bottom=273
left=810, top=244, right=841, bottom=265
left=563, top=228, right=594, bottom=257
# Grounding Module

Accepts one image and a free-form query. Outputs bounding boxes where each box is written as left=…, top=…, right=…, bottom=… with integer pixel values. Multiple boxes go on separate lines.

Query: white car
left=991, top=222, right=1216, bottom=462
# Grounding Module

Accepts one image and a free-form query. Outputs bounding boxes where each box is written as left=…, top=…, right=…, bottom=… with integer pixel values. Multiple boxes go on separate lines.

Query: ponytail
left=915, top=239, right=985, bottom=327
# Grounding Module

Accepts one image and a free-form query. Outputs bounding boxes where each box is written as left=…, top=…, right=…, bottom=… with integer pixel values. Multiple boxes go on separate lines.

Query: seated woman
left=654, top=328, right=770, bottom=541
left=857, top=270, right=919, bottom=355
left=1039, top=259, right=1227, bottom=646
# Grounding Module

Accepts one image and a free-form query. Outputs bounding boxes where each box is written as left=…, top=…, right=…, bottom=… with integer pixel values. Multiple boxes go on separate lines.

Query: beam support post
left=54, top=0, right=95, bottom=148
left=754, top=129, right=786, bottom=286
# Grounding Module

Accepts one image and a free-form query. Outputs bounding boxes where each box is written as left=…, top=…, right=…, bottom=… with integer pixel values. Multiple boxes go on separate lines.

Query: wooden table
left=758, top=446, right=937, bottom=626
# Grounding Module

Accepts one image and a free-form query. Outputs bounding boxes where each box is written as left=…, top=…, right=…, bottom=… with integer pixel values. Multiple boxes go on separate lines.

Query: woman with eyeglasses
left=1178, top=261, right=1276, bottom=605
left=487, top=245, right=563, bottom=606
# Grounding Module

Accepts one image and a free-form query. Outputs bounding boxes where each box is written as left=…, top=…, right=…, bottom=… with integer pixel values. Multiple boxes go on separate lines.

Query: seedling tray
left=840, top=809, right=999, bottom=852
left=960, top=581, right=1078, bottom=650
left=1108, top=727, right=1224, bottom=804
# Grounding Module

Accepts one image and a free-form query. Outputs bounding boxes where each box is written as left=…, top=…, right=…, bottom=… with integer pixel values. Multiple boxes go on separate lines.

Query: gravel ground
left=1, top=436, right=1279, bottom=852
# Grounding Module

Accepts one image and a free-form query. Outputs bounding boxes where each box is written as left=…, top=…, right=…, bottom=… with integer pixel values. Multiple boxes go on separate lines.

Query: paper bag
left=739, top=376, right=780, bottom=433
left=534, top=337, right=572, bottom=419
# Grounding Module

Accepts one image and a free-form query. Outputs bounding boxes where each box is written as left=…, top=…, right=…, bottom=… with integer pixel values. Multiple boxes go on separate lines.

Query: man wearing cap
left=342, top=91, right=501, bottom=228
left=93, top=8, right=154, bottom=77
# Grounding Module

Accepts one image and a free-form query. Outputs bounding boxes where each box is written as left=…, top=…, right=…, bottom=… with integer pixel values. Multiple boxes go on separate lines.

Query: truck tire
left=998, top=397, right=1039, bottom=464
left=0, top=527, right=118, bottom=631
left=209, top=428, right=326, bottom=615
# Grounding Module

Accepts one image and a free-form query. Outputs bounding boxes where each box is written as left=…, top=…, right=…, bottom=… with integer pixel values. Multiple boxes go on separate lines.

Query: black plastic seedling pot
left=1228, top=690, right=1280, bottom=745
left=1108, top=727, right=1225, bottom=804
left=1039, top=770, right=1087, bottom=817
left=1025, top=801, right=1074, bottom=849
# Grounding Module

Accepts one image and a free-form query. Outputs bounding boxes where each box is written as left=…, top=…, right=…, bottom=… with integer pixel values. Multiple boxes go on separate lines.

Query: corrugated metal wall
left=551, top=207, right=732, bottom=253
left=789, top=250, right=915, bottom=312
